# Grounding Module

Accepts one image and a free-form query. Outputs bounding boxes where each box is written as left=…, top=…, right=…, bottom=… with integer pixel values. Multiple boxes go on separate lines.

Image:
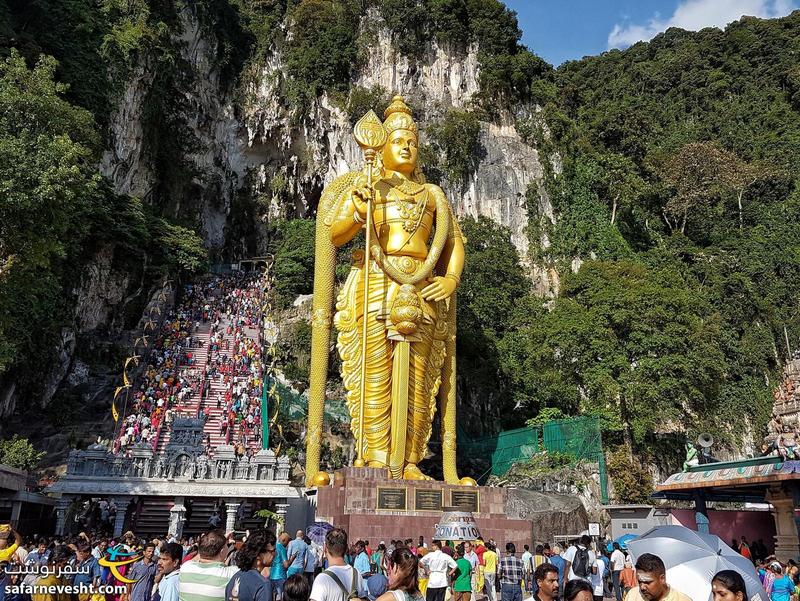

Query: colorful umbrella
left=306, top=521, right=334, bottom=545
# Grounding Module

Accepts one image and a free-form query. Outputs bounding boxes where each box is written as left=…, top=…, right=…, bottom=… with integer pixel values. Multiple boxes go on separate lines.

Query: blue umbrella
left=615, top=533, right=638, bottom=550
left=306, top=521, right=334, bottom=545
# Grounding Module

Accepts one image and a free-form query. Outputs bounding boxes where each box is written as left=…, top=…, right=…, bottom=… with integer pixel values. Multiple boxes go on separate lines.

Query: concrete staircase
left=135, top=497, right=173, bottom=536
left=195, top=317, right=263, bottom=453
left=183, top=498, right=221, bottom=535
left=154, top=324, right=213, bottom=454
left=182, top=499, right=265, bottom=535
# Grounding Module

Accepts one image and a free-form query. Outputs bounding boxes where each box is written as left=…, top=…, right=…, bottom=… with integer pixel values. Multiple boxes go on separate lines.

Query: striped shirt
left=179, top=560, right=239, bottom=601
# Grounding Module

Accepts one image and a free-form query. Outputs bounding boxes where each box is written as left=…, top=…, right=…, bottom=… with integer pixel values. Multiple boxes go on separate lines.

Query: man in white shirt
left=563, top=536, right=597, bottom=582
left=463, top=542, right=479, bottom=601
left=304, top=536, right=318, bottom=588
left=610, top=542, right=626, bottom=601
left=310, top=528, right=368, bottom=601
left=590, top=557, right=605, bottom=601
left=520, top=545, right=533, bottom=594
left=419, top=540, right=457, bottom=601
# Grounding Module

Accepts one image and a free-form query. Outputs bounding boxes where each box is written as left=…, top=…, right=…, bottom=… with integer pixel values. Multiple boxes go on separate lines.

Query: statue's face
left=383, top=129, right=418, bottom=175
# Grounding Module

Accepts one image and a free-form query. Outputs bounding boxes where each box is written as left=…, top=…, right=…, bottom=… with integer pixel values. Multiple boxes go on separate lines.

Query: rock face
left=100, top=7, right=551, bottom=272
left=101, top=7, right=257, bottom=248
left=5, top=7, right=555, bottom=453
left=506, top=488, right=589, bottom=542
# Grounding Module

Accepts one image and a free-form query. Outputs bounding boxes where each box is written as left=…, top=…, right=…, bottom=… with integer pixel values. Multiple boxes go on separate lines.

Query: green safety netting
left=267, top=379, right=350, bottom=424
left=458, top=416, right=608, bottom=502
left=543, top=415, right=603, bottom=457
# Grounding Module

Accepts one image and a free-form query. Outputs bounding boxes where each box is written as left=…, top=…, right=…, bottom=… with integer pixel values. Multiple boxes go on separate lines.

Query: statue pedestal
left=316, top=467, right=549, bottom=548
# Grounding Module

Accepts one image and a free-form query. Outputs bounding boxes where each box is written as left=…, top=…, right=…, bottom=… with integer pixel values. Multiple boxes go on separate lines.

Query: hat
left=366, top=574, right=388, bottom=601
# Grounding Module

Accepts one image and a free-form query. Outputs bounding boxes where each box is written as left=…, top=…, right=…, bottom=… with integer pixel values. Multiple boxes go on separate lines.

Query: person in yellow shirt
left=417, top=546, right=429, bottom=595
left=0, top=527, right=21, bottom=562
left=623, top=553, right=691, bottom=601
left=32, top=546, right=74, bottom=601
left=482, top=543, right=498, bottom=601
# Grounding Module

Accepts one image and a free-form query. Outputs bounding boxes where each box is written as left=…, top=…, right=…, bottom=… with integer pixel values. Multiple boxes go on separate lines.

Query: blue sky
left=505, top=0, right=798, bottom=67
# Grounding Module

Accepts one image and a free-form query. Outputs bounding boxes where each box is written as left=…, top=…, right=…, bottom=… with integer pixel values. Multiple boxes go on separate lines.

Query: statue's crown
left=383, top=95, right=418, bottom=135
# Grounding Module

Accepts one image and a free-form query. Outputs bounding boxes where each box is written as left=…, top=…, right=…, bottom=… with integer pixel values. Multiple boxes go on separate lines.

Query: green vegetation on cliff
left=0, top=49, right=206, bottom=396
left=515, top=12, right=800, bottom=457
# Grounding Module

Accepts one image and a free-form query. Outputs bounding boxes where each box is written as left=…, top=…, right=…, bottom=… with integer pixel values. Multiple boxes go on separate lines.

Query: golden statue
left=305, top=96, right=474, bottom=485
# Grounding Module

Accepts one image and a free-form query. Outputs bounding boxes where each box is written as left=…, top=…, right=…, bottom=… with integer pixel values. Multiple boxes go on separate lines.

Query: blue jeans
left=267, top=578, right=286, bottom=601
left=501, top=584, right=522, bottom=601
left=612, top=571, right=623, bottom=601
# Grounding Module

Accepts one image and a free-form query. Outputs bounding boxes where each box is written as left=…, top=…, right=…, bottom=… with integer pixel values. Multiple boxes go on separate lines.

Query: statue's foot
left=403, top=464, right=433, bottom=481
left=367, top=460, right=388, bottom=469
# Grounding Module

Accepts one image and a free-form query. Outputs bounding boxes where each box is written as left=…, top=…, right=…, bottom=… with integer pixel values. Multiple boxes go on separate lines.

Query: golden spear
left=352, top=110, right=388, bottom=468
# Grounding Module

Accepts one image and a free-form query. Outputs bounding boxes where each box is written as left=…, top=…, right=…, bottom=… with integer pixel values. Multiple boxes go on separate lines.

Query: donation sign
left=433, top=510, right=482, bottom=541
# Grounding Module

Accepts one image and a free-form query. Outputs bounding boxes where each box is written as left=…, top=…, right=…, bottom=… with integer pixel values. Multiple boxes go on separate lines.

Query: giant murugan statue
left=305, top=96, right=474, bottom=485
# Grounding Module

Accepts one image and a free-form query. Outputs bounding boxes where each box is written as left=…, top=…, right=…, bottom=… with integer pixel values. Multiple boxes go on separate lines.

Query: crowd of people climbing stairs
left=203, top=278, right=265, bottom=454
left=112, top=272, right=267, bottom=459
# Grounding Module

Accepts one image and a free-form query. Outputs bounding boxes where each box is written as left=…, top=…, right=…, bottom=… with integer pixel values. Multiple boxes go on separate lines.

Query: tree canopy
left=515, top=11, right=800, bottom=465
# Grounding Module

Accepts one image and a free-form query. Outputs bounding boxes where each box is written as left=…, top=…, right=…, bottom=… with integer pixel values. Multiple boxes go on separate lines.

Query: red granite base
left=315, top=467, right=533, bottom=548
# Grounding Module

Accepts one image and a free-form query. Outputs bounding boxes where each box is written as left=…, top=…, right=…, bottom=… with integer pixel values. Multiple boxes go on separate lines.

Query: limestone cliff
left=2, top=5, right=554, bottom=454
left=102, top=6, right=553, bottom=275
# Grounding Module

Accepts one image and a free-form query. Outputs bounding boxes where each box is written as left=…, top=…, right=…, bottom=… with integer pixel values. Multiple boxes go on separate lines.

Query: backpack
left=323, top=566, right=361, bottom=601
left=572, top=547, right=591, bottom=579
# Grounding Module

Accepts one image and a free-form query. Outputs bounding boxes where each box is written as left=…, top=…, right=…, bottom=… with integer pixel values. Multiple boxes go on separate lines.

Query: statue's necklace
left=393, top=183, right=427, bottom=233
left=393, top=178, right=425, bottom=196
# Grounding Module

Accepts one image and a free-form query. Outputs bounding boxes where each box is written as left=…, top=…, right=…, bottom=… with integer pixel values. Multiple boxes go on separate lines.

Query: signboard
left=450, top=489, right=479, bottom=512
left=434, top=510, right=482, bottom=541
left=415, top=489, right=443, bottom=512
left=377, top=487, right=407, bottom=511
left=588, top=522, right=601, bottom=537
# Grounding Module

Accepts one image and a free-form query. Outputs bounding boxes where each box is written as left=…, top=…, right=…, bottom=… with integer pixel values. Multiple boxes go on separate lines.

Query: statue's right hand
left=351, top=186, right=372, bottom=218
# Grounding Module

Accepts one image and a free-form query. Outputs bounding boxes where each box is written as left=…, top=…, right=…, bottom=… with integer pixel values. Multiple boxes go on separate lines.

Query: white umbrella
left=627, top=525, right=768, bottom=601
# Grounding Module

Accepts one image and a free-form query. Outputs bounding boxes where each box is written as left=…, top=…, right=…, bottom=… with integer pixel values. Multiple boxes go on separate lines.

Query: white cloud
left=608, top=0, right=798, bottom=49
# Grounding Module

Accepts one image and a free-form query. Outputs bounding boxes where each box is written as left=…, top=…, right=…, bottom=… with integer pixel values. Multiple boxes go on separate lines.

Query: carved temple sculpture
left=62, top=418, right=290, bottom=482
left=305, top=96, right=476, bottom=486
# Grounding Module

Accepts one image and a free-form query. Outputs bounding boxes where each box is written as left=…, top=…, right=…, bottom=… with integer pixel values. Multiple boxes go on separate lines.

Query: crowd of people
left=0, top=525, right=784, bottom=601
left=113, top=283, right=209, bottom=454
left=111, top=272, right=267, bottom=458
left=205, top=282, right=265, bottom=451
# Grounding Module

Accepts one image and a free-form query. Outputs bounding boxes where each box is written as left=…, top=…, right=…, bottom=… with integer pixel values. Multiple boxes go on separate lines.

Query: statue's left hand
left=422, top=276, right=457, bottom=301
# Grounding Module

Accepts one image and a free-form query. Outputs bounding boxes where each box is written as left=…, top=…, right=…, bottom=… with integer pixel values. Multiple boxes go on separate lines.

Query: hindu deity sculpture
left=305, top=96, right=474, bottom=485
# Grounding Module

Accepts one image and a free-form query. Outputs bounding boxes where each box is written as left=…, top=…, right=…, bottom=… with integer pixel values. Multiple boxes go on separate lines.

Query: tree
left=284, top=0, right=359, bottom=103
left=501, top=260, right=725, bottom=448
left=0, top=50, right=101, bottom=377
left=425, top=110, right=481, bottom=184
left=458, top=216, right=529, bottom=340
left=270, top=219, right=316, bottom=309
left=457, top=216, right=529, bottom=427
left=0, top=435, right=46, bottom=471
left=593, top=152, right=645, bottom=225
left=657, top=142, right=741, bottom=234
